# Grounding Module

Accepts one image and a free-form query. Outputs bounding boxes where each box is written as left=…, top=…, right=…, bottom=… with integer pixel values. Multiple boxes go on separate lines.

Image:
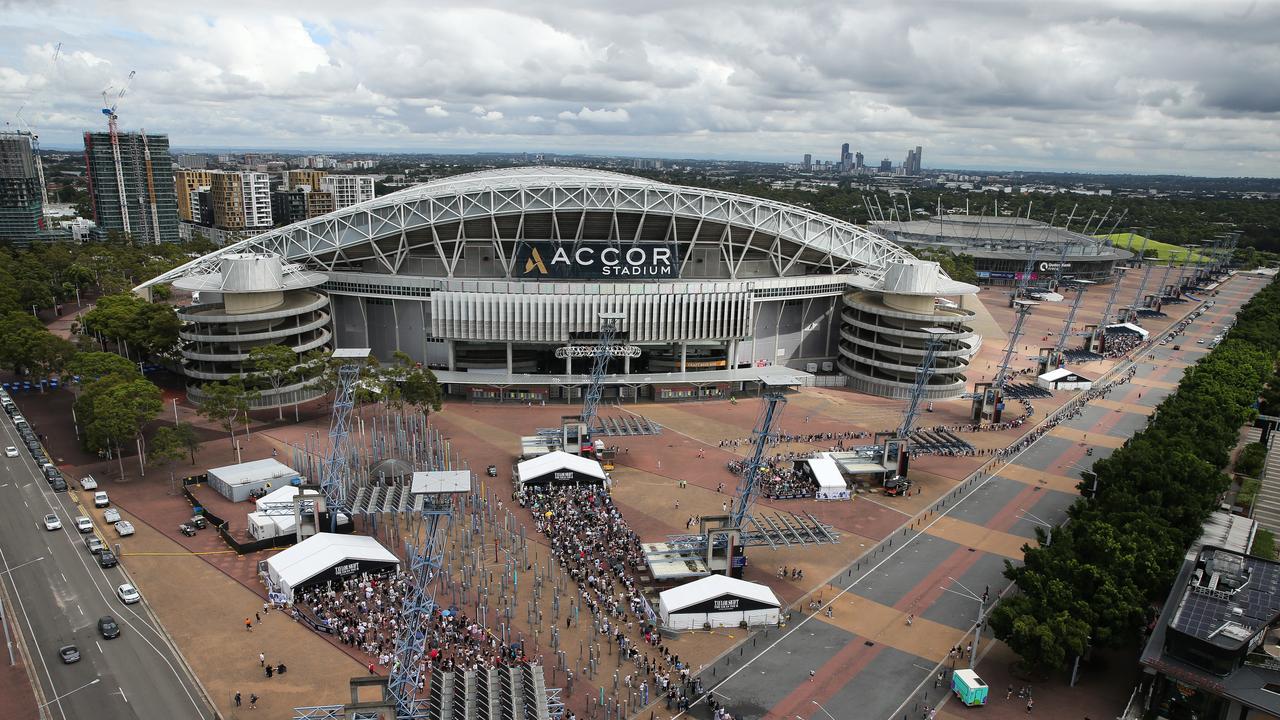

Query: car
left=79, top=476, right=98, bottom=490
left=4, top=446, right=16, bottom=458
left=43, top=514, right=61, bottom=531
left=103, top=508, right=121, bottom=523
left=50, top=477, right=67, bottom=493
left=487, top=464, right=498, bottom=477
left=74, top=516, right=93, bottom=533
left=12, top=414, right=24, bottom=425
left=85, top=536, right=105, bottom=554
left=114, top=521, right=134, bottom=537
left=93, top=491, right=109, bottom=508
left=1197, top=339, right=1205, bottom=344
left=116, top=583, right=140, bottom=604
left=57, top=645, right=81, bottom=664
left=97, top=616, right=120, bottom=639
left=98, top=549, right=118, bottom=567
left=1173, top=344, right=1181, bottom=351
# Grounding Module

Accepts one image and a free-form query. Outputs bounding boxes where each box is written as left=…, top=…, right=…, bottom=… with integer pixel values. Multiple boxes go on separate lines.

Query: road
left=681, top=272, right=1266, bottom=720
left=0, top=414, right=215, bottom=720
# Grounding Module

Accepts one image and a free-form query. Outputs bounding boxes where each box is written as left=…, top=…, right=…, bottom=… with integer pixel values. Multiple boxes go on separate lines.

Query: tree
left=151, top=424, right=196, bottom=491
left=196, top=379, right=257, bottom=446
left=387, top=352, right=444, bottom=417
left=248, top=344, right=301, bottom=421
left=85, top=377, right=163, bottom=478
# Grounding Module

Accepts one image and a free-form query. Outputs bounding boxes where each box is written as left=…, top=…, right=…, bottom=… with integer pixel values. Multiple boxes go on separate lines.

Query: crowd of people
left=1101, top=331, right=1146, bottom=358
left=294, top=570, right=533, bottom=686
left=515, top=482, right=715, bottom=715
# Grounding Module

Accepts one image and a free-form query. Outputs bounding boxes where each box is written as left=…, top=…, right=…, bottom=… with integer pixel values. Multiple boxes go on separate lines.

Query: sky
left=2, top=0, right=1279, bottom=176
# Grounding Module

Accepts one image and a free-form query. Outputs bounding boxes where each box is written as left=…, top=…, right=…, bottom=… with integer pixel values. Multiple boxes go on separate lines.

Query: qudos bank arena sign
left=515, top=241, right=680, bottom=279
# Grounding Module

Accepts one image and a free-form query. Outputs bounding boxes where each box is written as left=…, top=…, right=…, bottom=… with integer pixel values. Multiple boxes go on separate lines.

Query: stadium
left=140, top=167, right=982, bottom=404
left=873, top=215, right=1133, bottom=285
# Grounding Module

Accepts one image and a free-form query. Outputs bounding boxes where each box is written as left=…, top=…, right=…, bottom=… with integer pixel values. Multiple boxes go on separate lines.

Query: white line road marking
left=118, top=686, right=127, bottom=703
left=96, top=641, right=102, bottom=653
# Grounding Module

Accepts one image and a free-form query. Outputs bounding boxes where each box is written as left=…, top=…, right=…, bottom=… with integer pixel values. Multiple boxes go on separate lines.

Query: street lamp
left=811, top=701, right=838, bottom=720
left=1016, top=508, right=1054, bottom=546
left=939, top=576, right=986, bottom=669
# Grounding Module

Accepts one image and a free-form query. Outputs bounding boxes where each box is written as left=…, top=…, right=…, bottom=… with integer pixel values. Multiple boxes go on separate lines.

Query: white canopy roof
left=1106, top=322, right=1150, bottom=339
left=265, top=532, right=398, bottom=591
left=516, top=451, right=607, bottom=483
left=1039, top=367, right=1081, bottom=382
left=255, top=484, right=318, bottom=510
left=807, top=456, right=846, bottom=489
left=208, top=458, right=298, bottom=486
left=659, top=574, right=780, bottom=614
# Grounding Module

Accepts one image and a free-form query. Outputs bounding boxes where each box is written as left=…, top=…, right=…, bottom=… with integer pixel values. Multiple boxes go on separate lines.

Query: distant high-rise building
left=802, top=153, right=812, bottom=171
left=903, top=145, right=923, bottom=175
left=879, top=158, right=893, bottom=173
left=271, top=187, right=335, bottom=226
left=176, top=154, right=207, bottom=169
left=854, top=151, right=864, bottom=170
left=174, top=169, right=213, bottom=222
left=209, top=171, right=272, bottom=230
left=286, top=169, right=327, bottom=192
left=83, top=130, right=180, bottom=243
left=840, top=142, right=853, bottom=172
left=0, top=132, right=46, bottom=247
left=320, top=175, right=376, bottom=209
left=914, top=145, right=923, bottom=174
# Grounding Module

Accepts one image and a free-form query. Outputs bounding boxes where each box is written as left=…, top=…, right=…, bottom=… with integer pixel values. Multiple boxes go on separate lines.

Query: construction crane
left=318, top=348, right=370, bottom=529
left=101, top=70, right=136, bottom=235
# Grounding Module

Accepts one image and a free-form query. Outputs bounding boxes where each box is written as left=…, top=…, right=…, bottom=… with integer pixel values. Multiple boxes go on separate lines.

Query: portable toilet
left=951, top=668, right=988, bottom=706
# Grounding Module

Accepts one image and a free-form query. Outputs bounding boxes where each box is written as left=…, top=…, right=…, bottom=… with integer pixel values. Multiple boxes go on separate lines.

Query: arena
left=142, top=167, right=983, bottom=403
left=873, top=215, right=1133, bottom=285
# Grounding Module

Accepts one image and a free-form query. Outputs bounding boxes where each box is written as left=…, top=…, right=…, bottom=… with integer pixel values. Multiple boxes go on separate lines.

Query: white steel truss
left=139, top=168, right=923, bottom=291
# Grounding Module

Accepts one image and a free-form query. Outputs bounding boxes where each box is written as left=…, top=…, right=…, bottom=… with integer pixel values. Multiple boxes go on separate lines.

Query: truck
left=951, top=668, right=989, bottom=706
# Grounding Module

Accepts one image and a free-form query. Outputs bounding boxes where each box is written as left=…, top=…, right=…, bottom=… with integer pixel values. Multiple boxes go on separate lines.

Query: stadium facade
left=141, top=168, right=980, bottom=404
left=873, top=215, right=1132, bottom=285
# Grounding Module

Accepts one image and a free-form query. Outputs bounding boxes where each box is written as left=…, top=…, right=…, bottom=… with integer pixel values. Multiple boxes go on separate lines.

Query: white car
left=74, top=516, right=94, bottom=533
left=103, top=508, right=121, bottom=523
left=79, top=476, right=98, bottom=491
left=43, top=514, right=61, bottom=531
left=116, top=583, right=140, bottom=604
left=93, top=491, right=109, bottom=508
left=114, top=521, right=134, bottom=537
left=4, top=446, right=16, bottom=458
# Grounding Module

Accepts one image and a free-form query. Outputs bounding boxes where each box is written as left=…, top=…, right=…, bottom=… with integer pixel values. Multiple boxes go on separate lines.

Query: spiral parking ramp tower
left=838, top=260, right=979, bottom=399
left=174, top=253, right=332, bottom=408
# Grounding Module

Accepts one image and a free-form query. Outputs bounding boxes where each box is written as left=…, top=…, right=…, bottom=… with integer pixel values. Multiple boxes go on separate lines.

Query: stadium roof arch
left=138, top=166, right=923, bottom=291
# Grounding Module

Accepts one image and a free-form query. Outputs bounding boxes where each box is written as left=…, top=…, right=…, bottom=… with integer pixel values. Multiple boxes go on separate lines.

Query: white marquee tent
left=515, top=451, right=608, bottom=488
left=806, top=456, right=850, bottom=500
left=264, top=532, right=399, bottom=601
left=659, top=574, right=781, bottom=630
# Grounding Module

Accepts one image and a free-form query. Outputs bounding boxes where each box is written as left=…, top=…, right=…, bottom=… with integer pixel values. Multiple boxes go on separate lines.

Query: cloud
left=557, top=106, right=630, bottom=123
left=0, top=0, right=1275, bottom=175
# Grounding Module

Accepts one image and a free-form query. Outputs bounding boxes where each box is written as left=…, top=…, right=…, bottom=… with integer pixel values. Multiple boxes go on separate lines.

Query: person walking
left=245, top=617, right=253, bottom=632
left=1026, top=697, right=1034, bottom=714
left=255, top=612, right=261, bottom=624
left=259, top=651, right=265, bottom=667
left=235, top=691, right=241, bottom=707
left=249, top=693, right=258, bottom=709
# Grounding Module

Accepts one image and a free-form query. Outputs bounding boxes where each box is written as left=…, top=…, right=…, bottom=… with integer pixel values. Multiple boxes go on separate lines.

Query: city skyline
left=2, top=1, right=1279, bottom=176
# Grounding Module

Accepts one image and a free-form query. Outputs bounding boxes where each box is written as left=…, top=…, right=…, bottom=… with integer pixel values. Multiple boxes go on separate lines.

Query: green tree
left=196, top=378, right=257, bottom=446
left=85, top=377, right=163, bottom=478
left=247, top=344, right=301, bottom=421
left=385, top=352, right=444, bottom=417
left=151, top=424, right=193, bottom=490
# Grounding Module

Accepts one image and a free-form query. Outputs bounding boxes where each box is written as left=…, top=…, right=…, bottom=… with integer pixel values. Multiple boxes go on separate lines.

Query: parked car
left=50, top=477, right=67, bottom=493
left=79, top=476, right=98, bottom=491
left=116, top=583, right=140, bottom=604
left=43, top=514, right=61, bottom=531
left=58, top=645, right=81, bottom=664
left=98, top=549, right=118, bottom=568
left=74, top=516, right=93, bottom=533
left=189, top=516, right=207, bottom=529
left=4, top=446, right=16, bottom=458
left=93, top=491, right=110, bottom=508
left=114, top=521, right=134, bottom=537
left=97, top=616, right=120, bottom=639
left=85, top=536, right=105, bottom=554
left=103, top=508, right=121, bottom=523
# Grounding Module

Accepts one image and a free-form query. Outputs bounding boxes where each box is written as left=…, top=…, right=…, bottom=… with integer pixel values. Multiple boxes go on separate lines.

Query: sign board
left=513, top=241, right=680, bottom=279
left=1039, top=261, right=1067, bottom=272
left=987, top=271, right=1016, bottom=280
left=334, top=562, right=360, bottom=577
left=713, top=598, right=740, bottom=610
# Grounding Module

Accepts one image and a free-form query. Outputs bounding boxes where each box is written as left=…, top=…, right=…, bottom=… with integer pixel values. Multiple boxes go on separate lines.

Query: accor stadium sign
left=515, top=241, right=679, bottom=279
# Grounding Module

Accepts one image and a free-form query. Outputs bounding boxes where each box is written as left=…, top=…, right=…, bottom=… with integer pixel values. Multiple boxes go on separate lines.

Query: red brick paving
left=0, top=607, right=40, bottom=720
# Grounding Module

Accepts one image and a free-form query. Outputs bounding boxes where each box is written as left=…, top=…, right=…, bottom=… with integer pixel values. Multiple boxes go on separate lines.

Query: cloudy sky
left=2, top=0, right=1278, bottom=175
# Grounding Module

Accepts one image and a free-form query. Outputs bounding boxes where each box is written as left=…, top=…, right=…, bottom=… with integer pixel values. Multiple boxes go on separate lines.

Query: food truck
left=951, top=668, right=989, bottom=706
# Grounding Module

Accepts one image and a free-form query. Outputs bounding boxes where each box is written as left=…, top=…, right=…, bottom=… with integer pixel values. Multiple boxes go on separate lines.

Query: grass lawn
left=1098, top=233, right=1210, bottom=263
